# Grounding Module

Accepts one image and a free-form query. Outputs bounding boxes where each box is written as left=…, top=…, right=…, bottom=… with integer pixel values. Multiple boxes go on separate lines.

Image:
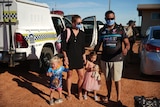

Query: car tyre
left=39, top=47, right=54, bottom=72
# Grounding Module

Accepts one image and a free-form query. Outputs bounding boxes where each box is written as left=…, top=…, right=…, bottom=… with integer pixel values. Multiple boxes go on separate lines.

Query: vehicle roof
left=16, top=0, right=48, bottom=8
left=149, top=26, right=160, bottom=29
left=50, top=14, right=63, bottom=18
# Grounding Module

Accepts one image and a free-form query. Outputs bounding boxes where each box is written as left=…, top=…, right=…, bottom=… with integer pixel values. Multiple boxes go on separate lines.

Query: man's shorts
left=101, top=60, right=123, bottom=81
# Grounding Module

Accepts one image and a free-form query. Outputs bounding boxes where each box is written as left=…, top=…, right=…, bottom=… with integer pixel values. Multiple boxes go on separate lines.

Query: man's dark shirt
left=94, top=23, right=127, bottom=62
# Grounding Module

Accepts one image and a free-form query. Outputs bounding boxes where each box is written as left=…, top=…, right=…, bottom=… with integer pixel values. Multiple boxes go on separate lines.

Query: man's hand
left=123, top=38, right=130, bottom=56
left=122, top=48, right=128, bottom=56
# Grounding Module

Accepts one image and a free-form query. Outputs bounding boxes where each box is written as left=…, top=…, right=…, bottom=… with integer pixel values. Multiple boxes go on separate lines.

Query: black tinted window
left=63, top=18, right=72, bottom=28
left=153, top=30, right=160, bottom=39
left=52, top=17, right=64, bottom=36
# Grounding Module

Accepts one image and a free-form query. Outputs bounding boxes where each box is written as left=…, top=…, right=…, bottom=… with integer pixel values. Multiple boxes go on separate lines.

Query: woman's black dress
left=62, top=28, right=85, bottom=70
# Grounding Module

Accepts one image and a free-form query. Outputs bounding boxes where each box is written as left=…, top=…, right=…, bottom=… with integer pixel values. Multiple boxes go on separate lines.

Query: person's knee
left=78, top=74, right=84, bottom=81
left=67, top=71, right=72, bottom=78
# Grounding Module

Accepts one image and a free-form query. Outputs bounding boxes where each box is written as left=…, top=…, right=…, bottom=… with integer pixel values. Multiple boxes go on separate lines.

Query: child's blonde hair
left=50, top=56, right=60, bottom=65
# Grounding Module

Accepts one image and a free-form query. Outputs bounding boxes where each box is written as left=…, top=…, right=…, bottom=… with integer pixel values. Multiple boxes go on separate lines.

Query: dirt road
left=0, top=42, right=160, bottom=107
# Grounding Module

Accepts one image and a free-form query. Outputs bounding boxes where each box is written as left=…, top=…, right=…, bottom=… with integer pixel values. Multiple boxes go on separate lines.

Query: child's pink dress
left=82, top=61, right=100, bottom=91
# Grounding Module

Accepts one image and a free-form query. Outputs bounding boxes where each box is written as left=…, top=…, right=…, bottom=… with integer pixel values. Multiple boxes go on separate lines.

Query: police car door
left=82, top=16, right=97, bottom=48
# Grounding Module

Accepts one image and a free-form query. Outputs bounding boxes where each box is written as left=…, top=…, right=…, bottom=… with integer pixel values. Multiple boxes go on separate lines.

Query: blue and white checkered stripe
left=24, top=33, right=57, bottom=42
left=3, top=11, right=17, bottom=22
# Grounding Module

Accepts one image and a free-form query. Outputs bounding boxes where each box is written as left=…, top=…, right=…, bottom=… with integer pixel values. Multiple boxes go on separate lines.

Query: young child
left=82, top=52, right=101, bottom=101
left=46, top=56, right=68, bottom=105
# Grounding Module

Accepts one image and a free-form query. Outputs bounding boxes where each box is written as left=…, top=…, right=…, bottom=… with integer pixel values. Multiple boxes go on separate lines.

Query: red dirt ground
left=0, top=41, right=160, bottom=107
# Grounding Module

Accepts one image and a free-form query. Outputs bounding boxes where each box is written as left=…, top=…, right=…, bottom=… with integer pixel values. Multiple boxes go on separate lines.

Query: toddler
left=46, top=56, right=68, bottom=105
left=82, top=52, right=101, bottom=101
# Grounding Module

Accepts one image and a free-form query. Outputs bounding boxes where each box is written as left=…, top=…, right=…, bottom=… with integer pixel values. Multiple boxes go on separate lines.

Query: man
left=126, top=20, right=139, bottom=53
left=94, top=10, right=130, bottom=103
left=125, top=20, right=139, bottom=63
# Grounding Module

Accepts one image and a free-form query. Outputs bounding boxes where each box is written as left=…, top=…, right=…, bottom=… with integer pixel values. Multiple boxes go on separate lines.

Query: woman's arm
left=62, top=51, right=69, bottom=66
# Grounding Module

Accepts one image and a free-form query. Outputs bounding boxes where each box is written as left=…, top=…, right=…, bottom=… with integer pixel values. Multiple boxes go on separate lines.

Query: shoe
left=55, top=98, right=63, bottom=104
left=94, top=96, right=98, bottom=101
left=117, top=100, right=123, bottom=107
left=83, top=94, right=87, bottom=100
left=50, top=99, right=54, bottom=105
left=101, top=96, right=110, bottom=103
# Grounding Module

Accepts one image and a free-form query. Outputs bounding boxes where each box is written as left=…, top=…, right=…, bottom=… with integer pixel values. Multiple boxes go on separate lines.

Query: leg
left=93, top=90, right=97, bottom=96
left=115, top=80, right=121, bottom=101
left=76, top=68, right=85, bottom=100
left=101, top=61, right=112, bottom=101
left=49, top=89, right=55, bottom=105
left=66, top=70, right=73, bottom=98
left=83, top=90, right=88, bottom=100
left=94, top=90, right=98, bottom=101
left=113, top=61, right=123, bottom=101
left=55, top=88, right=63, bottom=104
left=84, top=90, right=87, bottom=96
left=50, top=89, right=54, bottom=100
left=106, top=62, right=114, bottom=100
left=57, top=88, right=62, bottom=99
left=106, top=77, right=112, bottom=100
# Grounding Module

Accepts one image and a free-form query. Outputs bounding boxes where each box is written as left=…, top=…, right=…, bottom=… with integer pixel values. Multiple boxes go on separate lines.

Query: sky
left=33, top=0, right=160, bottom=26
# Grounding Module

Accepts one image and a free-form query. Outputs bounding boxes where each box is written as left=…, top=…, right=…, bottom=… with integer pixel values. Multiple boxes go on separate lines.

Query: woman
left=62, top=15, right=86, bottom=100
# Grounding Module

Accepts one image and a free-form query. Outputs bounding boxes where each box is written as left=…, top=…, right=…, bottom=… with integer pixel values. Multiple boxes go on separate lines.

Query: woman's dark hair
left=72, top=15, right=81, bottom=23
left=105, top=10, right=115, bottom=16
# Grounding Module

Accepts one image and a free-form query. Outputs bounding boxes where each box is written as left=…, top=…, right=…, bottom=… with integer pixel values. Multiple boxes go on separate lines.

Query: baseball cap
left=127, top=20, right=136, bottom=25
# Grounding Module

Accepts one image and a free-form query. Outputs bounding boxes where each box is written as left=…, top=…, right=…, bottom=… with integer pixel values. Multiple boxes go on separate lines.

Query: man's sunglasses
left=105, top=18, right=114, bottom=20
left=76, top=22, right=82, bottom=25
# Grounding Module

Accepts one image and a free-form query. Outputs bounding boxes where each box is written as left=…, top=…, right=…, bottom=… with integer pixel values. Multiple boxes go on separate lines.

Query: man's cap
left=127, top=20, right=136, bottom=25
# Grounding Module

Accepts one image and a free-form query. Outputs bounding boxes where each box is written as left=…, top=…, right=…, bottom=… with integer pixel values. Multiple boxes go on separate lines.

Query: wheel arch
left=41, top=43, right=56, bottom=55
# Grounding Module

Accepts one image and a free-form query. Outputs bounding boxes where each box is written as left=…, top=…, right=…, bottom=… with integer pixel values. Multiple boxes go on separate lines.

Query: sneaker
left=83, top=94, right=88, bottom=100
left=50, top=99, right=54, bottom=105
left=55, top=98, right=63, bottom=104
left=94, top=96, right=98, bottom=101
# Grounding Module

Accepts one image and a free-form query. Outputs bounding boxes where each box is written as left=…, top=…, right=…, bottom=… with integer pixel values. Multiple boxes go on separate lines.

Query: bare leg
left=76, top=68, right=84, bottom=100
left=106, top=78, right=112, bottom=100
left=115, top=80, right=121, bottom=101
left=94, top=90, right=98, bottom=101
left=50, top=90, right=54, bottom=100
left=84, top=90, right=87, bottom=96
left=66, top=70, right=72, bottom=98
left=83, top=90, right=88, bottom=100
left=94, top=90, right=97, bottom=96
left=58, top=89, right=62, bottom=99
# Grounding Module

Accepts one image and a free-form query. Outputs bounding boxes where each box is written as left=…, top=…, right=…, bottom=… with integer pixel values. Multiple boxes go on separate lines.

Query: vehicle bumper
left=142, top=52, right=160, bottom=75
left=0, top=52, right=26, bottom=63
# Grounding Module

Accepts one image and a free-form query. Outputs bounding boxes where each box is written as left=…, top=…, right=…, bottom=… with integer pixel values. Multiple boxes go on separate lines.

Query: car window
left=97, top=21, right=104, bottom=25
left=63, top=18, right=72, bottom=28
left=153, top=30, right=160, bottom=39
left=83, top=21, right=94, bottom=29
left=51, top=17, right=64, bottom=36
left=146, top=28, right=150, bottom=37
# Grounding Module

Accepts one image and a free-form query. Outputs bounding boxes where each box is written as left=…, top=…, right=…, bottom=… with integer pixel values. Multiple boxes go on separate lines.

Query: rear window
left=153, top=30, right=160, bottom=39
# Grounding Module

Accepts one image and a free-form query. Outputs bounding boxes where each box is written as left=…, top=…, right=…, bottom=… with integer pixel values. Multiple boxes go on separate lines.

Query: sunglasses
left=76, top=22, right=82, bottom=25
left=105, top=18, right=114, bottom=20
